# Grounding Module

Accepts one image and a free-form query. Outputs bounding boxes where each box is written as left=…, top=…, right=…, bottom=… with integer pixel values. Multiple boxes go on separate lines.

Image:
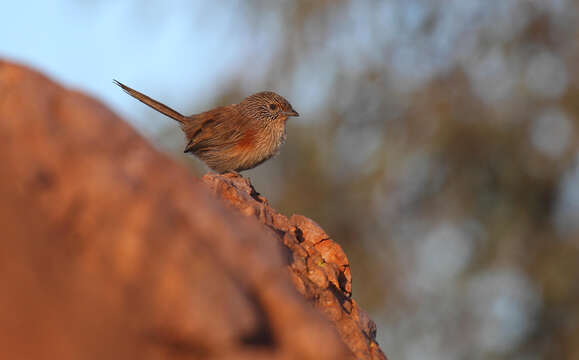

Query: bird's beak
left=283, top=110, right=299, bottom=117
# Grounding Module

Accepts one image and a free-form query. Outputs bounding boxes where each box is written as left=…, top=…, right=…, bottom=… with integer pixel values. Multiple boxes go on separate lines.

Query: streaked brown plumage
left=113, top=80, right=299, bottom=173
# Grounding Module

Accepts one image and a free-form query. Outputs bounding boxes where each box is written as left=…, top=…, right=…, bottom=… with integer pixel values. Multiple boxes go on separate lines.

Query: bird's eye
left=269, top=103, right=277, bottom=111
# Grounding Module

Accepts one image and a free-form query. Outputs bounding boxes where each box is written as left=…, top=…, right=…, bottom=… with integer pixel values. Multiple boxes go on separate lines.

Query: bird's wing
left=182, top=105, right=243, bottom=154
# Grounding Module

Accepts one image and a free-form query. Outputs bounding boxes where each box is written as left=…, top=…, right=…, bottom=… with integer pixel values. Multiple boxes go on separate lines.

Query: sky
left=0, top=0, right=260, bottom=134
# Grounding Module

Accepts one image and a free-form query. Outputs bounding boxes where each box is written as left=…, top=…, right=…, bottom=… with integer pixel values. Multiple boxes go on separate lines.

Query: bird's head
left=240, top=91, right=299, bottom=123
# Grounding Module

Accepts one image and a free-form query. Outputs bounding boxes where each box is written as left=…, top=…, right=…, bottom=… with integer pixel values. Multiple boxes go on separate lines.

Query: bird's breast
left=262, top=118, right=287, bottom=155
left=233, top=119, right=287, bottom=167
left=236, top=129, right=257, bottom=150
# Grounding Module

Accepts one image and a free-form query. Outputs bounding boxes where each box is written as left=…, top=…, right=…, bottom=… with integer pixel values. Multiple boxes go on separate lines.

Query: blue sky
left=0, top=0, right=260, bottom=133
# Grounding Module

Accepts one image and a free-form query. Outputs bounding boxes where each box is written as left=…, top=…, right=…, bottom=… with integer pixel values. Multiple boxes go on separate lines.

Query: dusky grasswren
left=114, top=80, right=299, bottom=173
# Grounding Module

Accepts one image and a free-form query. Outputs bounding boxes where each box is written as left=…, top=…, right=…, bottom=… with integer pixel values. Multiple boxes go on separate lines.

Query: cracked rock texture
left=203, top=174, right=387, bottom=360
left=0, top=60, right=386, bottom=360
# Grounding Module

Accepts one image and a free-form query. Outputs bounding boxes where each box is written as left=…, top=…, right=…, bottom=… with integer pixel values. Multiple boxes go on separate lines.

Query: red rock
left=0, top=59, right=387, bottom=360
left=0, top=60, right=357, bottom=360
left=201, top=175, right=387, bottom=359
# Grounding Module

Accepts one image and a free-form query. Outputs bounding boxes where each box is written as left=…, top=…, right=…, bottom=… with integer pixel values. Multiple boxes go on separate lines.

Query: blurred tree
left=138, top=1, right=579, bottom=358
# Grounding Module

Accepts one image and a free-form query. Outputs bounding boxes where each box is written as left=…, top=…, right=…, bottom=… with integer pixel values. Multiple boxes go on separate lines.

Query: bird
left=113, top=80, right=299, bottom=173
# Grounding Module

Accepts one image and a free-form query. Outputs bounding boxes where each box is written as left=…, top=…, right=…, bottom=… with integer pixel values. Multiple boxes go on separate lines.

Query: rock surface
left=0, top=60, right=386, bottom=359
left=203, top=173, right=387, bottom=360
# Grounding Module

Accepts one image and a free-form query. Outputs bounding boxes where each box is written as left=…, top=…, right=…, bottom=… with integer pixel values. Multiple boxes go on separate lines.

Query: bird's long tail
left=113, top=80, right=186, bottom=123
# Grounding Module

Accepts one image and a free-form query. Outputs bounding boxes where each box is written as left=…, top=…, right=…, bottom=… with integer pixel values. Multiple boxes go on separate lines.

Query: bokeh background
left=3, top=1, right=579, bottom=358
